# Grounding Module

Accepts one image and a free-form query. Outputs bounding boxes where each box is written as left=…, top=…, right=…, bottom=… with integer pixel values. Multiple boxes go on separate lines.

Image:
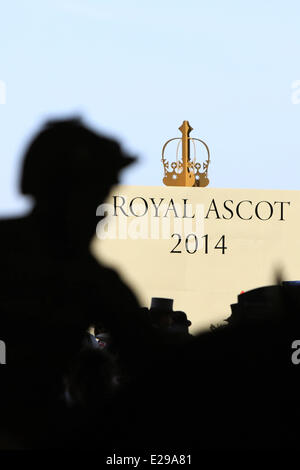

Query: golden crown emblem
left=161, top=120, right=210, bottom=187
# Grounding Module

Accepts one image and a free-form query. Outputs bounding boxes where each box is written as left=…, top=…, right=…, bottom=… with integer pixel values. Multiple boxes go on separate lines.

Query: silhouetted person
left=169, top=310, right=192, bottom=337
left=2, top=118, right=300, bottom=452
left=148, top=297, right=174, bottom=329
left=0, top=118, right=149, bottom=447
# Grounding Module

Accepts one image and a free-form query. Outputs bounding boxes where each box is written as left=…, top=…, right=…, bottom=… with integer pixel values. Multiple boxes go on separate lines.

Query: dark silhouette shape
left=226, top=285, right=284, bottom=326
left=1, top=117, right=300, bottom=452
left=170, top=310, right=192, bottom=335
left=0, top=118, right=150, bottom=447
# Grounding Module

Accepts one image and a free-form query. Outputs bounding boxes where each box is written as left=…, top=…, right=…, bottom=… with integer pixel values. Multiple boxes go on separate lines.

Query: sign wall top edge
left=110, top=184, right=300, bottom=195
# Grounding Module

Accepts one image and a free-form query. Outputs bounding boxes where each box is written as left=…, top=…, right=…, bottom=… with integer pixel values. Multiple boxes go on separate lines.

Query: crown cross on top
left=161, top=120, right=210, bottom=187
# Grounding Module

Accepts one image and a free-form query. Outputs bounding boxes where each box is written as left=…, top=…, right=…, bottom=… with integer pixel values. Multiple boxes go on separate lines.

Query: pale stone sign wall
left=91, top=185, right=300, bottom=332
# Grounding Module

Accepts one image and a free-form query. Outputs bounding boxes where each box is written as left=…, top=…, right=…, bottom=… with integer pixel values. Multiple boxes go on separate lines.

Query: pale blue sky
left=0, top=0, right=300, bottom=214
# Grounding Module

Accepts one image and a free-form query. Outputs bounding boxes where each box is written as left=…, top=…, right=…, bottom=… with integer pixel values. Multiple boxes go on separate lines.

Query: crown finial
left=161, top=120, right=210, bottom=187
left=179, top=120, right=193, bottom=136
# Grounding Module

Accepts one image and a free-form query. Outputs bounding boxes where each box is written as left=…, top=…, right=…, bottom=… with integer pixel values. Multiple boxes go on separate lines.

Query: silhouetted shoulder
left=0, top=215, right=30, bottom=241
left=82, top=254, right=140, bottom=316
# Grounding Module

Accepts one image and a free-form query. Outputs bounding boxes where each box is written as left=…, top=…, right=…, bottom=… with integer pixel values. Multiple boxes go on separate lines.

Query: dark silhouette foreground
left=0, top=119, right=299, bottom=451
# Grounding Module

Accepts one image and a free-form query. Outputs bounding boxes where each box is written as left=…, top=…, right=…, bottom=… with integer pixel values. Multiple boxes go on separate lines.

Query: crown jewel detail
left=161, top=120, right=210, bottom=187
